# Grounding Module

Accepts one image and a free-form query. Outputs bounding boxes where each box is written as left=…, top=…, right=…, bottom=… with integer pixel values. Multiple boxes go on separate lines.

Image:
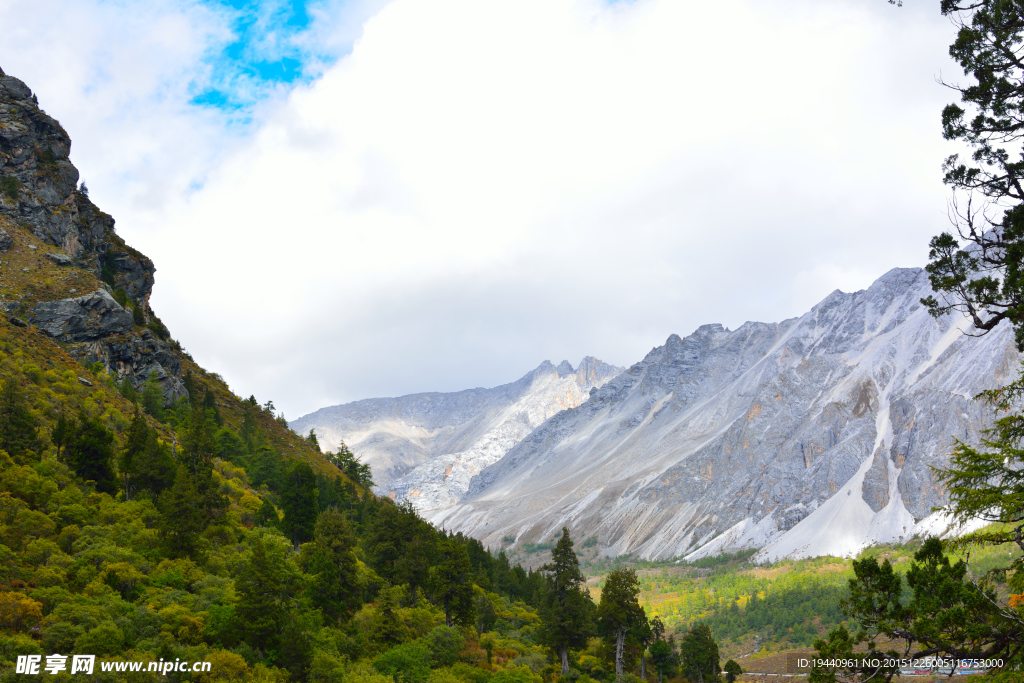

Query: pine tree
left=679, top=623, right=720, bottom=683
left=65, top=411, right=117, bottom=495
left=51, top=412, right=71, bottom=461
left=235, top=535, right=284, bottom=656
left=428, top=538, right=476, bottom=628
left=140, top=371, right=165, bottom=421
left=280, top=462, right=318, bottom=548
left=722, top=659, right=742, bottom=683
left=255, top=499, right=280, bottom=528
left=0, top=377, right=41, bottom=461
left=119, top=405, right=148, bottom=500
left=157, top=465, right=207, bottom=559
left=596, top=568, right=646, bottom=682
left=132, top=428, right=176, bottom=499
left=539, top=528, right=594, bottom=673
left=308, top=508, right=360, bottom=623
left=202, top=387, right=222, bottom=425
left=373, top=581, right=408, bottom=647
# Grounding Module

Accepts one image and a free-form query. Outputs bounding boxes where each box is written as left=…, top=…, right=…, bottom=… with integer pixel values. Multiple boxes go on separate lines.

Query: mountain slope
left=291, top=357, right=622, bottom=508
left=432, top=268, right=1016, bottom=561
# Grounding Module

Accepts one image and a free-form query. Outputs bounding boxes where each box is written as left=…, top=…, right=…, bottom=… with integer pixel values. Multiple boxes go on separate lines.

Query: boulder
left=28, top=289, right=133, bottom=341
left=45, top=252, right=72, bottom=266
left=0, top=228, right=12, bottom=252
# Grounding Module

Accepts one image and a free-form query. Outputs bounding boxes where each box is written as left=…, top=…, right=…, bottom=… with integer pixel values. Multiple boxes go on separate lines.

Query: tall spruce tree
left=0, top=377, right=41, bottom=461
left=235, top=535, right=285, bottom=656
left=679, top=623, right=719, bottom=683
left=65, top=411, right=117, bottom=495
left=596, top=568, right=646, bottom=682
left=307, top=508, right=360, bottom=623
left=539, top=528, right=594, bottom=673
left=157, top=465, right=208, bottom=559
left=429, top=538, right=476, bottom=628
left=280, top=462, right=318, bottom=548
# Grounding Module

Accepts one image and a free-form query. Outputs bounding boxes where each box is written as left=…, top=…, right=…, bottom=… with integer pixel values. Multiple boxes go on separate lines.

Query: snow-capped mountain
left=430, top=268, right=1018, bottom=561
left=290, top=358, right=623, bottom=507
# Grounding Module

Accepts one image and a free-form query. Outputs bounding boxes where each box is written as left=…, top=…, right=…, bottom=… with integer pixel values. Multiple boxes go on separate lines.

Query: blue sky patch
left=189, top=0, right=338, bottom=114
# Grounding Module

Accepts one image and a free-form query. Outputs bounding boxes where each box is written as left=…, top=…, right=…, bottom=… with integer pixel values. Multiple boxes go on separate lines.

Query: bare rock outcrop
left=0, top=67, right=186, bottom=405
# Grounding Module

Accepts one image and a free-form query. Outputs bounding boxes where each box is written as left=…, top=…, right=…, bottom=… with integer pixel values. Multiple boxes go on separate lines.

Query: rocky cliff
left=430, top=268, right=1017, bottom=561
left=0, top=67, right=186, bottom=401
left=290, top=357, right=623, bottom=510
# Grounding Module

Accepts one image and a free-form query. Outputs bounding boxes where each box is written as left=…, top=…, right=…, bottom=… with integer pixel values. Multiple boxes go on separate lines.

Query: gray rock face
left=431, top=268, right=1017, bottom=561
left=291, top=357, right=623, bottom=507
left=29, top=289, right=133, bottom=341
left=0, top=68, right=186, bottom=406
left=0, top=73, right=155, bottom=303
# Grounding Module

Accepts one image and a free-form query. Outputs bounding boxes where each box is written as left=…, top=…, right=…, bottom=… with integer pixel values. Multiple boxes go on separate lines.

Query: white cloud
left=2, top=0, right=968, bottom=420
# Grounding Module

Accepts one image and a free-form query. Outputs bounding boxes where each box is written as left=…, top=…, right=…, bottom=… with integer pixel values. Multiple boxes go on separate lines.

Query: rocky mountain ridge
left=0, top=67, right=185, bottom=401
left=290, top=357, right=623, bottom=508
left=428, top=267, right=1016, bottom=561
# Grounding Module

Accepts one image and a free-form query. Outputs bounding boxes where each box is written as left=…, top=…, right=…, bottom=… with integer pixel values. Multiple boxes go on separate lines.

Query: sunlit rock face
left=431, top=268, right=1017, bottom=561
left=290, top=357, right=623, bottom=510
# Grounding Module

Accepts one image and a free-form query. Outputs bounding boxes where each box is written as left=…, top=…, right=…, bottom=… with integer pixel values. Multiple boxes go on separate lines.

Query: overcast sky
left=0, top=0, right=964, bottom=420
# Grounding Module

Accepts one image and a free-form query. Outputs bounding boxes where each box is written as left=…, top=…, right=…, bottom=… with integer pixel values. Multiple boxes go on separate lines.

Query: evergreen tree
left=202, top=387, right=222, bottom=425
left=539, top=527, right=594, bottom=673
left=648, top=617, right=669, bottom=683
left=368, top=501, right=435, bottom=604
left=596, top=568, right=645, bottom=682
left=722, top=660, right=742, bottom=683
left=919, top=1, right=1024, bottom=349
left=306, top=428, right=321, bottom=453
left=65, top=411, right=117, bottom=495
left=373, top=581, right=408, bottom=647
left=329, top=441, right=374, bottom=487
left=428, top=538, right=476, bottom=628
left=157, top=465, right=207, bottom=559
left=308, top=508, right=360, bottom=623
left=119, top=405, right=148, bottom=500
left=679, top=623, right=720, bottom=683
left=140, top=371, right=165, bottom=421
left=0, top=377, right=41, bottom=460
left=51, top=412, right=71, bottom=461
left=255, top=499, right=280, bottom=528
left=280, top=462, right=318, bottom=548
left=235, top=535, right=284, bottom=656
left=133, top=428, right=176, bottom=499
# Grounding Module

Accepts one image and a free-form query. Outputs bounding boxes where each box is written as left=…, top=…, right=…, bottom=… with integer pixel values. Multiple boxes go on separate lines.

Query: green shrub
left=425, top=626, right=464, bottom=668
left=374, top=641, right=432, bottom=683
left=0, top=176, right=20, bottom=202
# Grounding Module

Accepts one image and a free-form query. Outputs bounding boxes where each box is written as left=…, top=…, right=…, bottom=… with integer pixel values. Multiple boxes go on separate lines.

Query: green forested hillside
left=0, top=294, right=554, bottom=682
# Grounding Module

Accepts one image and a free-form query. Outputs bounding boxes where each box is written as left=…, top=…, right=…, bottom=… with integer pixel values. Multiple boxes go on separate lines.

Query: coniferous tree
left=429, top=538, right=476, bottom=628
left=51, top=412, right=71, bottom=461
left=373, top=581, right=408, bottom=647
left=65, top=411, right=117, bottom=495
left=539, top=527, right=594, bottom=673
left=236, top=535, right=285, bottom=656
left=679, top=623, right=720, bottom=683
left=0, top=377, right=41, bottom=461
left=157, top=465, right=207, bottom=558
left=308, top=508, right=360, bottom=623
left=255, top=499, right=280, bottom=528
left=280, top=462, right=318, bottom=548
left=140, top=371, right=165, bottom=421
left=306, top=428, right=321, bottom=453
left=119, top=405, right=148, bottom=500
left=596, top=568, right=646, bottom=682
left=202, top=387, right=222, bottom=425
left=722, top=659, right=742, bottom=683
